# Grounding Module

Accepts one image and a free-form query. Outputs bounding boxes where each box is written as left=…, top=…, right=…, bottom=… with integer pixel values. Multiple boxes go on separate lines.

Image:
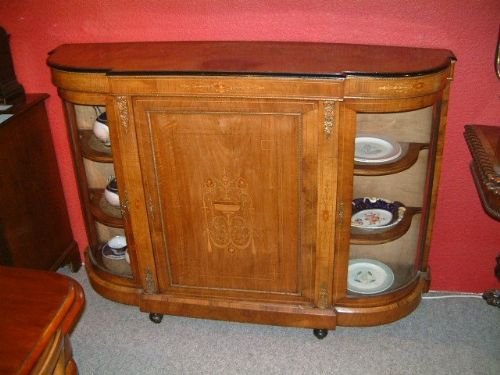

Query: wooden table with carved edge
left=0, top=266, right=85, bottom=374
left=464, top=124, right=500, bottom=307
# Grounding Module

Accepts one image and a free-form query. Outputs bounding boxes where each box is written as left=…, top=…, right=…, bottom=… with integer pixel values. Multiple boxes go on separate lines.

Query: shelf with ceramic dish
left=345, top=262, right=419, bottom=298
left=88, top=188, right=124, bottom=228
left=84, top=244, right=141, bottom=306
left=354, top=142, right=428, bottom=176
left=350, top=206, right=422, bottom=245
left=79, top=129, right=113, bottom=162
left=86, top=242, right=132, bottom=279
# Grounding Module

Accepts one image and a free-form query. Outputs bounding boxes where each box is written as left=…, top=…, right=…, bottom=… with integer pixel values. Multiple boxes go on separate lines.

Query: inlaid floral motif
left=203, top=171, right=255, bottom=255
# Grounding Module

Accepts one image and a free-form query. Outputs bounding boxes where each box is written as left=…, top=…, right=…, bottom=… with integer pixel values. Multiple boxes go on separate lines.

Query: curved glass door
left=347, top=104, right=437, bottom=296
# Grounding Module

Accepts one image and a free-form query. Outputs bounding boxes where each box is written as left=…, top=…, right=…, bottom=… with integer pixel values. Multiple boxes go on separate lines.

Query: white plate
left=0, top=114, right=14, bottom=124
left=347, top=259, right=394, bottom=294
left=355, top=135, right=401, bottom=163
left=351, top=208, right=393, bottom=228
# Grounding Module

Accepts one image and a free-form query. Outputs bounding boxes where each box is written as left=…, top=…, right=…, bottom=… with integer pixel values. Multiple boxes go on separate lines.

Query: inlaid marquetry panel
left=133, top=98, right=320, bottom=296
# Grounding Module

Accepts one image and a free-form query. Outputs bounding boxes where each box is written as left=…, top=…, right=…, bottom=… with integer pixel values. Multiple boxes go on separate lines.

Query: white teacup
left=107, top=235, right=127, bottom=256
left=93, top=112, right=110, bottom=146
left=104, top=177, right=120, bottom=207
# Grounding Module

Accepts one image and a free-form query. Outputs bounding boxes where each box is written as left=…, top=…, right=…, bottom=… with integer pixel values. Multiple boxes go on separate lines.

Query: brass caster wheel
left=149, top=313, right=164, bottom=324
left=313, top=328, right=328, bottom=339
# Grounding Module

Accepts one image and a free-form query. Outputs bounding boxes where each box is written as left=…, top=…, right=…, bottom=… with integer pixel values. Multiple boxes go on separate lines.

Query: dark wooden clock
left=0, top=27, right=25, bottom=102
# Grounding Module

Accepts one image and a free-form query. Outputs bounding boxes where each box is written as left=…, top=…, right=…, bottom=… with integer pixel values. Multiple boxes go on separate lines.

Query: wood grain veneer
left=47, top=41, right=455, bottom=335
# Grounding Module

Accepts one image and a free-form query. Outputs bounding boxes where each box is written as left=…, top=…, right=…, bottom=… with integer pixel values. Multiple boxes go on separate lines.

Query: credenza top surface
left=47, top=41, right=455, bottom=78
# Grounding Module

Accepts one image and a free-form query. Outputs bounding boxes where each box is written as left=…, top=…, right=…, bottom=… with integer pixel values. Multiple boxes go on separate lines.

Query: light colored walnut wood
left=133, top=97, right=319, bottom=298
left=343, top=70, right=450, bottom=98
left=336, top=277, right=425, bottom=326
left=48, top=41, right=454, bottom=330
left=51, top=69, right=109, bottom=94
left=109, top=75, right=344, bottom=99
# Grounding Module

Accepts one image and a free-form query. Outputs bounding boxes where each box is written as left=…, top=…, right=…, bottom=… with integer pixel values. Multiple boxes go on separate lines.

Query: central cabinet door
left=133, top=97, right=322, bottom=299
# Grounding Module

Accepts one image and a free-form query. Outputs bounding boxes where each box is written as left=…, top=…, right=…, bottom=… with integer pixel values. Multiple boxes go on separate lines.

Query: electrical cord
left=422, top=291, right=483, bottom=300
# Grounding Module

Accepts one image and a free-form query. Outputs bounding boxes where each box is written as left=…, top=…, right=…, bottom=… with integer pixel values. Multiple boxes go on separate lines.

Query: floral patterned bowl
left=351, top=197, right=405, bottom=229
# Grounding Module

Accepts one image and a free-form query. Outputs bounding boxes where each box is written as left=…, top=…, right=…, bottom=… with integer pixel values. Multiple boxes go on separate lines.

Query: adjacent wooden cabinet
left=0, top=94, right=80, bottom=271
left=48, top=41, right=455, bottom=337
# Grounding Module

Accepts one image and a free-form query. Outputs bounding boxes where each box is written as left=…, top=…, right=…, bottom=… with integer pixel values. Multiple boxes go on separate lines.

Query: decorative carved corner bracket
left=119, top=189, right=129, bottom=218
left=318, top=282, right=329, bottom=309
left=116, top=96, right=129, bottom=134
left=144, top=268, right=157, bottom=294
left=324, top=101, right=335, bottom=138
left=337, top=201, right=345, bottom=225
left=147, top=196, right=155, bottom=219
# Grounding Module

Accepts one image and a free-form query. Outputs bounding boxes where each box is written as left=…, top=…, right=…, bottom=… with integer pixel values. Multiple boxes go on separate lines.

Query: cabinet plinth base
left=84, top=252, right=142, bottom=306
left=56, top=240, right=81, bottom=272
left=140, top=294, right=337, bottom=330
left=336, top=277, right=425, bottom=327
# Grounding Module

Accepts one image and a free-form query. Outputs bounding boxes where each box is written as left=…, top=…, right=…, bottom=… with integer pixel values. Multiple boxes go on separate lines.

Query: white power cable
left=422, top=291, right=484, bottom=300
left=423, top=295, right=483, bottom=299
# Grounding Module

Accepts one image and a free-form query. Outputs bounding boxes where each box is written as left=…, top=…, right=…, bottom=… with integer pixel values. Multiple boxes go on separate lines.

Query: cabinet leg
left=313, top=328, right=328, bottom=339
left=149, top=313, right=164, bottom=324
left=65, top=241, right=82, bottom=272
left=482, top=289, right=500, bottom=307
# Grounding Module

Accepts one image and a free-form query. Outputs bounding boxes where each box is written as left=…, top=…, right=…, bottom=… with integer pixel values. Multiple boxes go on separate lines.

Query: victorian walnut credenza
left=47, top=41, right=455, bottom=338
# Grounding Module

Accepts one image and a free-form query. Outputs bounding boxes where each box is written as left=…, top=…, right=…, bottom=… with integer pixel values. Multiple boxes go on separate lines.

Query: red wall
left=1, top=0, right=499, bottom=292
